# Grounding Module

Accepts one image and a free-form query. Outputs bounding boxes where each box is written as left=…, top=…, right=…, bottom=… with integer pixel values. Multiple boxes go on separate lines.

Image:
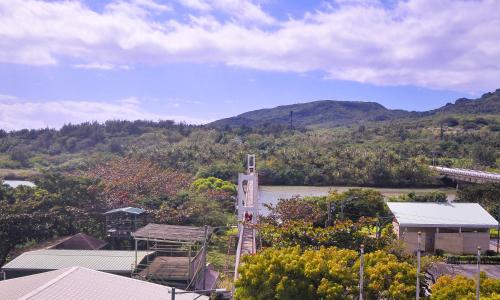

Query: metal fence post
left=416, top=232, right=421, bottom=300
left=171, top=287, right=175, bottom=300
left=477, top=246, right=481, bottom=300
left=359, top=244, right=364, bottom=300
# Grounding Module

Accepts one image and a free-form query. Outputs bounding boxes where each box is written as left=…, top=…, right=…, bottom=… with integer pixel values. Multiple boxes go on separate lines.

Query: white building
left=387, top=202, right=498, bottom=254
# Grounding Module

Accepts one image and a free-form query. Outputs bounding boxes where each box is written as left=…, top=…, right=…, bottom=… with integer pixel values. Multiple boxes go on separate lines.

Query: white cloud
left=0, top=93, right=19, bottom=101
left=73, top=62, right=131, bottom=70
left=0, top=97, right=208, bottom=131
left=0, top=0, right=499, bottom=92
left=177, top=0, right=274, bottom=24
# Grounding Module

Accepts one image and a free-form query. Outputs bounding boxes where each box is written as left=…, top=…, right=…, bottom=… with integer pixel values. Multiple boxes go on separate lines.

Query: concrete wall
left=462, top=232, right=490, bottom=254
left=435, top=233, right=463, bottom=254
left=400, top=231, right=425, bottom=254
left=398, top=227, right=491, bottom=255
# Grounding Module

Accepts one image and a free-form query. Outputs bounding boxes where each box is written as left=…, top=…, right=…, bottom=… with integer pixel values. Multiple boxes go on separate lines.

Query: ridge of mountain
left=210, top=89, right=500, bottom=128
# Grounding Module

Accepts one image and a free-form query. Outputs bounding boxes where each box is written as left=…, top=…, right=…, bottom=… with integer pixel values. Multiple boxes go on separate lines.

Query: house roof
left=104, top=207, right=145, bottom=215
left=387, top=202, right=498, bottom=228
left=0, top=266, right=209, bottom=300
left=48, top=233, right=108, bottom=250
left=132, top=223, right=211, bottom=242
left=2, top=250, right=151, bottom=273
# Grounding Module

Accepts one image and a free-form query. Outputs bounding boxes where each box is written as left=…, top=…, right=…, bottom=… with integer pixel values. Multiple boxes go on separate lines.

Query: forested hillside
left=210, top=100, right=413, bottom=128
left=211, top=89, right=500, bottom=129
left=434, top=89, right=500, bottom=115
left=0, top=103, right=498, bottom=187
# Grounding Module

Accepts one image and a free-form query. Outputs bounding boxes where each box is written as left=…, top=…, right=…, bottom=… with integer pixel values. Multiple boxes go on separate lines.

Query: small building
left=0, top=266, right=208, bottom=300
left=105, top=207, right=147, bottom=238
left=105, top=207, right=147, bottom=249
left=131, top=223, right=215, bottom=289
left=1, top=249, right=152, bottom=279
left=47, top=233, right=108, bottom=250
left=387, top=202, right=498, bottom=254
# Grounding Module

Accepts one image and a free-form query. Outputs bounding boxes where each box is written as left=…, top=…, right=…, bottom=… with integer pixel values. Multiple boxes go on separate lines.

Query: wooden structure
left=131, top=223, right=212, bottom=289
left=104, top=207, right=146, bottom=249
left=234, top=154, right=259, bottom=282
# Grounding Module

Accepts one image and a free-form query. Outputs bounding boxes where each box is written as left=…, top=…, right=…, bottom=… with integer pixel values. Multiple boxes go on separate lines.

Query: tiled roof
left=0, top=266, right=209, bottom=300
left=2, top=250, right=151, bottom=273
left=387, top=202, right=498, bottom=228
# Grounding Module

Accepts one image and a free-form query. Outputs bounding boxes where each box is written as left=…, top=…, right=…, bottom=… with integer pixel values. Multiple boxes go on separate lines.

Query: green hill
left=210, top=89, right=500, bottom=129
left=433, top=89, right=500, bottom=115
left=211, top=100, right=413, bottom=128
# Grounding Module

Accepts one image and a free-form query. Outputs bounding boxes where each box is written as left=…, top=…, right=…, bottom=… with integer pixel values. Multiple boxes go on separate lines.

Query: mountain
left=211, top=100, right=415, bottom=129
left=433, top=89, right=500, bottom=115
left=210, top=89, right=500, bottom=129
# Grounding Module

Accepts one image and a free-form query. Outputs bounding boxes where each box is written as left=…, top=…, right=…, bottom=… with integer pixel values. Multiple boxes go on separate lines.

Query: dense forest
left=1, top=92, right=499, bottom=298
left=0, top=105, right=498, bottom=187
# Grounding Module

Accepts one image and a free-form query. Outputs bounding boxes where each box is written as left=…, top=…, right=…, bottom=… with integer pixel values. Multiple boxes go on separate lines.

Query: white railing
left=430, top=166, right=500, bottom=182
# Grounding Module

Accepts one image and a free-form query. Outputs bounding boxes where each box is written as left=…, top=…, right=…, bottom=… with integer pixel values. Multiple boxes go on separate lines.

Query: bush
left=446, top=255, right=500, bottom=264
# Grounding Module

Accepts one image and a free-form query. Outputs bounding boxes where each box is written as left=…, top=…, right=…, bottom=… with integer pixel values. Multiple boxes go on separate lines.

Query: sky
left=0, top=0, right=499, bottom=130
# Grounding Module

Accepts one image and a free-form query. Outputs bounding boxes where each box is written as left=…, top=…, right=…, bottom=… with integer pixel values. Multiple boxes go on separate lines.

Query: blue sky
left=0, top=0, right=499, bottom=130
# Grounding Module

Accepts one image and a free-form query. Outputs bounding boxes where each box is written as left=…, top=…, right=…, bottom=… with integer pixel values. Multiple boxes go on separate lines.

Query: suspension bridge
left=430, top=166, right=500, bottom=184
left=234, top=154, right=259, bottom=281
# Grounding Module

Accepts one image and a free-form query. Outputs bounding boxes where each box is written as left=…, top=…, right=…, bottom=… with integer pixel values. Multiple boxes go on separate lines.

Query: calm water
left=258, top=185, right=457, bottom=215
left=2, top=180, right=36, bottom=188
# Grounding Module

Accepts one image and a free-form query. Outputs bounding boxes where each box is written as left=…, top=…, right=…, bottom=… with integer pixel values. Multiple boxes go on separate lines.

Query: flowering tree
left=235, top=247, right=417, bottom=300
left=86, top=157, right=191, bottom=208
left=431, top=273, right=500, bottom=300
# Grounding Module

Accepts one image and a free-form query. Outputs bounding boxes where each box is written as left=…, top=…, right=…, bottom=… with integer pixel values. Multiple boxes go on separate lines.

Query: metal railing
left=430, top=166, right=500, bottom=182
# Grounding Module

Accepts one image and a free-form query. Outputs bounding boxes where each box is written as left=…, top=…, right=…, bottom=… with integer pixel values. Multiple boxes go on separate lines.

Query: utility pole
left=416, top=232, right=421, bottom=300
left=440, top=122, right=444, bottom=141
left=477, top=246, right=481, bottom=300
left=326, top=202, right=332, bottom=227
left=171, top=287, right=176, bottom=300
left=497, top=207, right=499, bottom=254
left=202, top=225, right=208, bottom=290
left=359, top=244, right=364, bottom=300
left=340, top=200, right=345, bottom=221
left=290, top=111, right=293, bottom=130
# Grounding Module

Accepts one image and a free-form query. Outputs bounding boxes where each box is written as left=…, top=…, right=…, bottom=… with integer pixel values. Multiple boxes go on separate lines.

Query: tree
left=329, top=189, right=388, bottom=222
left=191, top=177, right=236, bottom=195
left=430, top=273, right=500, bottom=300
left=262, top=197, right=326, bottom=226
left=0, top=176, right=105, bottom=265
left=235, top=247, right=417, bottom=300
left=260, top=220, right=391, bottom=252
left=86, top=157, right=191, bottom=208
left=456, top=183, right=500, bottom=215
left=472, top=145, right=497, bottom=167
left=391, top=191, right=448, bottom=203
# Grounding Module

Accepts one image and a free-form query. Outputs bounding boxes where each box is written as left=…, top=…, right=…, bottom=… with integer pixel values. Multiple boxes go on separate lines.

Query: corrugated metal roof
left=387, top=202, right=498, bottom=228
left=0, top=266, right=209, bottom=300
left=104, top=207, right=145, bottom=215
left=2, top=250, right=151, bottom=273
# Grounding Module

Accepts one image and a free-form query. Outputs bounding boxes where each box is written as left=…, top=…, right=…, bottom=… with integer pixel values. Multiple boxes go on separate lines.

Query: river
left=258, top=185, right=457, bottom=215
